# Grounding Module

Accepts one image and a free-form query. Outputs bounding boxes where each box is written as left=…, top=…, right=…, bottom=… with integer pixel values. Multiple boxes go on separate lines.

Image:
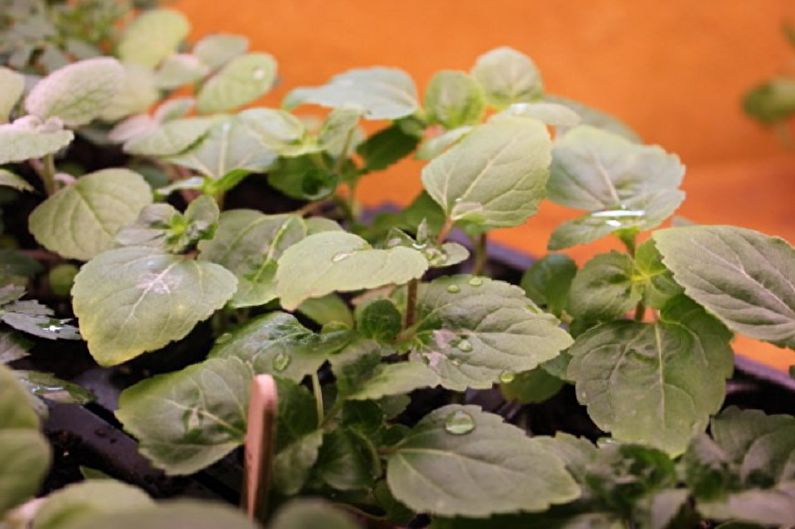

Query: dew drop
left=273, top=352, right=291, bottom=372
left=444, top=410, right=475, bottom=435
left=451, top=358, right=462, bottom=366
left=468, top=277, right=483, bottom=287
left=457, top=339, right=473, bottom=352
left=446, top=284, right=461, bottom=294
left=331, top=252, right=352, bottom=263
left=499, top=370, right=516, bottom=384
left=605, top=219, right=622, bottom=228
left=216, top=332, right=232, bottom=344
left=253, top=68, right=266, bottom=80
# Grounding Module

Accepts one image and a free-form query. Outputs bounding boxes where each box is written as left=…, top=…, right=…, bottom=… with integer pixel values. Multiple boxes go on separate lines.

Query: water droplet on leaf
left=331, top=252, right=351, bottom=262
left=273, top=352, right=291, bottom=372
left=499, top=371, right=516, bottom=384
left=468, top=277, right=483, bottom=287
left=253, top=68, right=266, bottom=80
left=446, top=284, right=461, bottom=294
left=457, top=339, right=473, bottom=352
left=444, top=410, right=475, bottom=435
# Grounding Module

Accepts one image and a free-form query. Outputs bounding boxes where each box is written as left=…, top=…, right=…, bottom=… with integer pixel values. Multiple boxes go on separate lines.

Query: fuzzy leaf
left=196, top=53, right=276, bottom=114
left=654, top=225, right=795, bottom=348
left=0, top=169, right=33, bottom=192
left=285, top=67, right=419, bottom=120
left=276, top=231, right=428, bottom=311
left=421, top=116, right=551, bottom=229
left=409, top=275, right=573, bottom=391
left=29, top=168, right=152, bottom=260
left=357, top=123, right=419, bottom=172
left=116, top=357, right=251, bottom=474
left=117, top=9, right=190, bottom=68
left=62, top=501, right=258, bottom=529
left=496, top=102, right=581, bottom=127
left=520, top=254, right=577, bottom=317
left=155, top=54, right=209, bottom=90
left=194, top=34, right=249, bottom=69
left=470, top=47, right=543, bottom=108
left=0, top=118, right=74, bottom=165
left=567, top=251, right=640, bottom=321
left=416, top=126, right=472, bottom=160
left=270, top=499, right=360, bottom=529
left=123, top=117, right=216, bottom=157
left=387, top=405, right=579, bottom=517
left=424, top=70, right=485, bottom=128
left=239, top=108, right=309, bottom=156
left=72, top=247, right=237, bottom=366
left=545, top=95, right=641, bottom=141
left=100, top=64, right=159, bottom=121
left=0, top=67, right=24, bottom=123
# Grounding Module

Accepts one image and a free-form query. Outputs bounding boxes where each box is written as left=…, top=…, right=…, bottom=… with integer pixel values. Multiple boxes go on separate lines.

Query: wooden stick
left=242, top=374, right=278, bottom=523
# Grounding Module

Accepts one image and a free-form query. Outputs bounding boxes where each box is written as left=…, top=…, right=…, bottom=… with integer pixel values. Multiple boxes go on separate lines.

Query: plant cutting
left=1, top=2, right=794, bottom=529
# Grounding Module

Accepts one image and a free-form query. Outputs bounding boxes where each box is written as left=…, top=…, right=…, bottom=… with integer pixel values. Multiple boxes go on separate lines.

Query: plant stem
left=403, top=278, right=418, bottom=330
left=618, top=230, right=636, bottom=257
left=311, top=373, right=324, bottom=427
left=634, top=300, right=646, bottom=321
left=41, top=153, right=57, bottom=196
left=472, top=232, right=488, bottom=275
left=436, top=217, right=454, bottom=245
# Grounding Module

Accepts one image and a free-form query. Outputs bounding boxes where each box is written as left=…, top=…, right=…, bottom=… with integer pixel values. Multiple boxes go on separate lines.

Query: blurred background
left=176, top=0, right=795, bottom=370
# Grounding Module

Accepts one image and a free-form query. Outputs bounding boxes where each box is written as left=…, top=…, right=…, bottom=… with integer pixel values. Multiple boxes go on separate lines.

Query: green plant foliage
left=117, top=9, right=189, bottom=68
left=470, top=47, right=544, bottom=108
left=196, top=53, right=277, bottom=114
left=424, top=70, right=485, bottom=128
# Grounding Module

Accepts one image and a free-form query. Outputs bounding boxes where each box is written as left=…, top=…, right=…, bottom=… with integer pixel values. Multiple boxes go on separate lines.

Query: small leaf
left=387, top=405, right=579, bottom=517
left=15, top=370, right=94, bottom=405
left=347, top=361, right=439, bottom=401
left=196, top=53, right=277, bottom=114
left=0, top=363, right=39, bottom=429
left=29, top=168, right=153, bottom=260
left=318, top=106, right=362, bottom=158
left=500, top=367, right=563, bottom=404
left=0, top=287, right=80, bottom=340
left=424, top=70, right=485, bottom=128
left=470, top=47, right=543, bottom=108
left=654, top=225, right=795, bottom=348
left=633, top=239, right=683, bottom=309
left=743, top=78, right=795, bottom=124
left=698, top=482, right=795, bottom=526
left=0, top=331, right=31, bottom=364
left=276, top=231, right=428, bottom=311
left=123, top=117, right=216, bottom=157
left=315, top=427, right=381, bottom=490
left=520, top=254, right=577, bottom=317
left=409, top=275, right=572, bottom=391
left=416, top=126, right=472, bottom=160
left=545, top=95, right=641, bottom=141
left=239, top=108, right=309, bottom=156
left=25, top=57, right=124, bottom=127
left=421, top=116, right=551, bottom=229
left=194, top=34, right=249, bottom=69
left=72, top=247, right=237, bottom=366
left=357, top=298, right=403, bottom=342
left=0, top=169, right=33, bottom=192
left=284, top=67, right=419, bottom=120
left=155, top=54, right=209, bottom=90
left=270, top=499, right=360, bottom=529
left=116, top=357, right=251, bottom=474
left=117, top=9, right=190, bottom=68
left=0, top=67, right=24, bottom=123
left=496, top=101, right=581, bottom=127
left=567, top=251, right=640, bottom=322
left=297, top=294, right=354, bottom=327
left=0, top=118, right=74, bottom=165
left=61, top=501, right=259, bottom=529
left=357, top=123, right=419, bottom=172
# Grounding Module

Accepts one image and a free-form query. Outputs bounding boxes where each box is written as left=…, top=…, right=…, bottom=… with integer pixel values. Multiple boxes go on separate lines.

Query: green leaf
left=61, top=501, right=259, bottom=529
left=416, top=126, right=472, bottom=160
left=117, top=9, right=190, bottom=68
left=356, top=298, right=403, bottom=342
left=567, top=297, right=734, bottom=455
left=199, top=210, right=307, bottom=308
left=116, top=357, right=251, bottom=475
left=315, top=427, right=381, bottom=490
left=387, top=404, right=579, bottom=517
left=632, top=239, right=683, bottom=310
left=0, top=250, right=42, bottom=282
left=547, top=125, right=684, bottom=249
left=743, top=78, right=795, bottom=124
left=409, top=275, right=572, bottom=391
left=567, top=251, right=641, bottom=322
left=0, top=67, right=24, bottom=123
left=155, top=54, right=209, bottom=90
left=500, top=367, right=563, bottom=404
left=284, top=67, right=419, bottom=120
left=123, top=117, right=216, bottom=157
left=210, top=312, right=351, bottom=381
left=470, top=47, right=543, bottom=108
left=25, top=58, right=124, bottom=127
left=275, top=231, right=428, bottom=311
left=698, top=482, right=795, bottom=526
left=0, top=286, right=80, bottom=340
left=653, top=225, right=795, bottom=348
left=168, top=117, right=277, bottom=178
left=0, top=331, right=31, bottom=364
left=0, top=118, right=74, bottom=165
left=421, top=116, right=551, bottom=229
left=72, top=247, right=237, bottom=366
left=116, top=199, right=218, bottom=253
left=424, top=70, right=485, bottom=128
left=193, top=34, right=249, bottom=69
left=318, top=106, right=362, bottom=158
left=270, top=499, right=360, bottom=529
left=496, top=102, right=581, bottom=127
left=29, top=168, right=153, bottom=260
left=357, top=123, right=419, bottom=172
left=238, top=108, right=309, bottom=156
left=520, top=254, right=577, bottom=317
left=100, top=64, right=159, bottom=122
left=32, top=480, right=154, bottom=529
left=0, top=363, right=39, bottom=430
left=273, top=429, right=324, bottom=495
left=0, top=169, right=33, bottom=192
left=196, top=53, right=277, bottom=114
left=297, top=293, right=354, bottom=327
left=15, top=370, right=94, bottom=405
left=544, top=95, right=642, bottom=141
left=267, top=154, right=338, bottom=200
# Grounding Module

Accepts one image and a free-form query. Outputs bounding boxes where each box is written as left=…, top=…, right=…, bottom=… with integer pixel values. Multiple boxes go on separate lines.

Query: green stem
left=403, top=278, right=419, bottom=330
left=634, top=300, right=646, bottom=321
left=41, top=153, right=57, bottom=196
left=472, top=232, right=488, bottom=275
left=311, top=373, right=324, bottom=427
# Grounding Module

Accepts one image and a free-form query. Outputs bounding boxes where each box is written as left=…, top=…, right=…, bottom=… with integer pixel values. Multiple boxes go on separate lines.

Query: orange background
left=176, top=0, right=795, bottom=371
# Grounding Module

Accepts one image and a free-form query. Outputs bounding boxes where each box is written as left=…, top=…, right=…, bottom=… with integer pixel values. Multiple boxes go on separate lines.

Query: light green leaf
left=209, top=312, right=351, bottom=381
left=284, top=67, right=419, bottom=120
left=117, top=9, right=190, bottom=68
left=0, top=118, right=74, bottom=165
left=0, top=67, right=24, bottom=123
left=500, top=367, right=563, bottom=404
left=545, top=95, right=642, bottom=141
left=15, top=370, right=94, bottom=405
left=567, top=251, right=640, bottom=321
left=72, top=247, right=237, bottom=366
left=271, top=499, right=360, bottom=529
left=32, top=480, right=153, bottom=529
left=416, top=126, right=472, bottom=160
left=275, top=231, right=428, bottom=311
left=424, top=70, right=485, bottom=129
left=29, top=168, right=153, bottom=260
left=315, top=427, right=381, bottom=490
left=168, top=117, right=277, bottom=178
left=25, top=57, right=124, bottom=126
left=654, top=225, right=795, bottom=348
left=387, top=404, right=579, bottom=517
left=698, top=482, right=795, bottom=526
left=297, top=293, right=354, bottom=327
left=496, top=102, right=581, bottom=127
left=0, top=169, right=33, bottom=192
left=567, top=297, right=734, bottom=455
left=0, top=331, right=31, bottom=364
left=271, top=378, right=320, bottom=494
left=520, top=254, right=577, bottom=317
left=155, top=54, right=209, bottom=90
left=100, top=64, right=159, bottom=122
left=116, top=357, right=251, bottom=475
left=356, top=298, right=403, bottom=342
left=0, top=286, right=80, bottom=340
left=0, top=363, right=39, bottom=430
left=123, top=117, right=216, bottom=157
left=199, top=210, right=307, bottom=308
left=62, top=501, right=259, bottom=529
left=633, top=239, right=683, bottom=309
left=239, top=108, right=309, bottom=156
left=196, top=53, right=277, bottom=114
left=357, top=123, right=419, bottom=172
left=409, top=275, right=572, bottom=391
left=194, top=34, right=249, bottom=69
left=318, top=106, right=362, bottom=158
left=273, top=430, right=324, bottom=495
left=470, top=47, right=543, bottom=108
left=347, top=361, right=439, bottom=401
left=421, top=116, right=551, bottom=229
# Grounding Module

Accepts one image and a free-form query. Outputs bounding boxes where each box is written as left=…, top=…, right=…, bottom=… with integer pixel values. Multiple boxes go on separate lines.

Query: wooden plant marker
left=242, top=374, right=278, bottom=523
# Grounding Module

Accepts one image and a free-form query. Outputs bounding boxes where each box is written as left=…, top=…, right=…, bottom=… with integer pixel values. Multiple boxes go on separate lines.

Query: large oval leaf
left=25, top=58, right=124, bottom=127
left=29, top=168, right=153, bottom=260
left=654, top=225, right=795, bottom=348
left=72, top=247, right=237, bottom=366
left=196, top=53, right=277, bottom=114
left=409, top=275, right=573, bottom=391
left=424, top=70, right=485, bottom=129
left=276, top=231, right=428, bottom=311
left=193, top=34, right=249, bottom=69
left=386, top=405, right=579, bottom=517
left=117, top=9, right=190, bottom=68
left=0, top=118, right=74, bottom=165
left=470, top=47, right=543, bottom=108
left=421, top=116, right=551, bottom=229
left=123, top=117, right=216, bottom=157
